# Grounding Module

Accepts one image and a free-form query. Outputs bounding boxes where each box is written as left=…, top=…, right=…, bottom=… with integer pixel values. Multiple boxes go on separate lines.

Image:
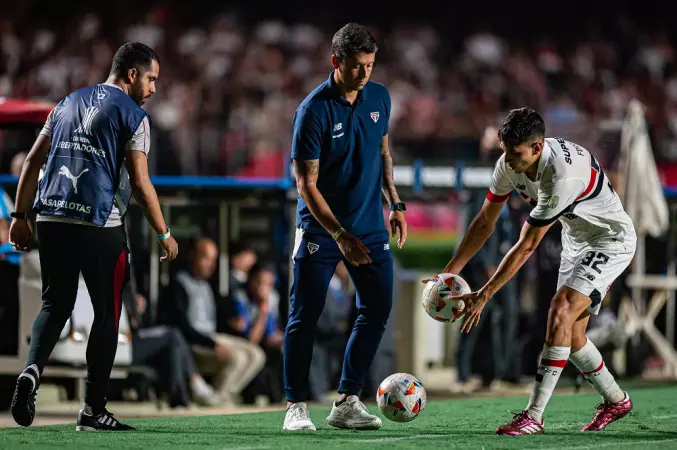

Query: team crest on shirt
left=307, top=242, right=319, bottom=254
left=370, top=112, right=379, bottom=123
left=547, top=195, right=559, bottom=209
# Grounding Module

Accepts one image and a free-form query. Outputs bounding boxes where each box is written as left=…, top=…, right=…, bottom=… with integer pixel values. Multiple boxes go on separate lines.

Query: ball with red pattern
left=376, top=373, right=427, bottom=422
left=421, top=273, right=470, bottom=322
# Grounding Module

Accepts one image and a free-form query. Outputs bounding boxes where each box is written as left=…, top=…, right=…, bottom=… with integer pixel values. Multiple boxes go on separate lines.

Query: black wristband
left=10, top=212, right=28, bottom=220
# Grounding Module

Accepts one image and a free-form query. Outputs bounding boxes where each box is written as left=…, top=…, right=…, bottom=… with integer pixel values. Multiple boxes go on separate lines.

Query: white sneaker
left=190, top=377, right=221, bottom=407
left=325, top=395, right=382, bottom=430
left=283, top=403, right=317, bottom=431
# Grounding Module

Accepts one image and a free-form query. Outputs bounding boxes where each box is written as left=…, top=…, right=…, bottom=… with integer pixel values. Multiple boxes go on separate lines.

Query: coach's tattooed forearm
left=381, top=135, right=400, bottom=206
left=292, top=158, right=343, bottom=236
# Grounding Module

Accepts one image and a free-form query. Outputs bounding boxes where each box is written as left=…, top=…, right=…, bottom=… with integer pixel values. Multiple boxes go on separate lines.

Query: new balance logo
left=75, top=106, right=99, bottom=135
left=59, top=166, right=89, bottom=194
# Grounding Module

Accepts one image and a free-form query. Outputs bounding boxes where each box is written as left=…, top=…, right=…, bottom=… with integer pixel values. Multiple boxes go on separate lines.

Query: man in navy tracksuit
left=283, top=23, right=407, bottom=431
left=8, top=42, right=177, bottom=431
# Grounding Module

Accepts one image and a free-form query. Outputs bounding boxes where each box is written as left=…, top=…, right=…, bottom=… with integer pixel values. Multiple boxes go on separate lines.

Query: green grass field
left=2, top=386, right=677, bottom=449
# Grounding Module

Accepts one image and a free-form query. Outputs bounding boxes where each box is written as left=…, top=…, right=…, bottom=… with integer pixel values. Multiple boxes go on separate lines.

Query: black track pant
left=28, top=221, right=130, bottom=412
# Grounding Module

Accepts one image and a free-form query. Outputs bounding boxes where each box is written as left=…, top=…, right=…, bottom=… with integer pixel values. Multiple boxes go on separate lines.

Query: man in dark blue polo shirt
left=283, top=23, right=407, bottom=431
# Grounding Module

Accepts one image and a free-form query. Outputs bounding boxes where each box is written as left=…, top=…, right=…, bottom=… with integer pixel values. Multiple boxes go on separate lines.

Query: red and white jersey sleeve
left=486, top=154, right=514, bottom=203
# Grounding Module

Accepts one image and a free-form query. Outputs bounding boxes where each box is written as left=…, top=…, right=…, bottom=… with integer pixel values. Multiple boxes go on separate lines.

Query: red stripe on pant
left=113, top=251, right=127, bottom=332
left=581, top=361, right=604, bottom=376
left=540, top=358, right=567, bottom=368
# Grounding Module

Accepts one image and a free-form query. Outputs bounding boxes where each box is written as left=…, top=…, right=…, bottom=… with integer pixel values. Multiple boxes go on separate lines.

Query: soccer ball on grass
left=376, top=373, right=427, bottom=422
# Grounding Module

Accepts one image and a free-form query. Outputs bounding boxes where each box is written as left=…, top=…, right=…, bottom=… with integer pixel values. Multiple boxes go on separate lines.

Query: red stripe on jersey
left=581, top=361, right=604, bottom=375
left=540, top=358, right=567, bottom=368
left=487, top=191, right=511, bottom=203
left=576, top=166, right=599, bottom=202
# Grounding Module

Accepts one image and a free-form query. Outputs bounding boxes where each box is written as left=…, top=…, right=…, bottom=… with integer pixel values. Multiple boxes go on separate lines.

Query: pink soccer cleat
left=582, top=392, right=632, bottom=431
left=496, top=410, right=544, bottom=435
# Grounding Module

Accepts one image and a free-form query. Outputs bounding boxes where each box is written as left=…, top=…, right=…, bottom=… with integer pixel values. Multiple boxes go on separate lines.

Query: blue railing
left=0, top=174, right=293, bottom=190
left=1, top=163, right=676, bottom=196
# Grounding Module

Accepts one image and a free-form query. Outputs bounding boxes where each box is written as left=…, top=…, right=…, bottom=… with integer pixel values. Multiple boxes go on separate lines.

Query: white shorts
left=557, top=244, right=635, bottom=315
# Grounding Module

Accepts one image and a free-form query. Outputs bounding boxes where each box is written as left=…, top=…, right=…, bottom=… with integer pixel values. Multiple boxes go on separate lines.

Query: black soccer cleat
left=11, top=365, right=40, bottom=427
left=76, top=408, right=135, bottom=431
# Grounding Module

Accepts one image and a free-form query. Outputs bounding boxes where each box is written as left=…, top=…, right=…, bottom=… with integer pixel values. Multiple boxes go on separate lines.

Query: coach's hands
left=337, top=231, right=372, bottom=266
left=159, top=235, right=178, bottom=262
left=389, top=210, right=407, bottom=249
left=452, top=289, right=491, bottom=333
left=8, top=219, right=33, bottom=252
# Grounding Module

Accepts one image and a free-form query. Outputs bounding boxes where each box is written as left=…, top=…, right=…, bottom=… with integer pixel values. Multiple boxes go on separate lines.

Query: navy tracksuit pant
left=283, top=229, right=393, bottom=402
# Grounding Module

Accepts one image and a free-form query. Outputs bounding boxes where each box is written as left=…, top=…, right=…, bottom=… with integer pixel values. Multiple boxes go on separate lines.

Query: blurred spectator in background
left=123, top=271, right=219, bottom=408
left=227, top=263, right=284, bottom=404
left=160, top=237, right=265, bottom=404
left=228, top=243, right=257, bottom=294
left=308, top=261, right=352, bottom=403
left=2, top=6, right=677, bottom=176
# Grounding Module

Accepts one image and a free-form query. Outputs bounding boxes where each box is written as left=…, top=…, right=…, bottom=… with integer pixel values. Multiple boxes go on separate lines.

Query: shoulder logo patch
left=307, top=242, right=319, bottom=254
left=370, top=112, right=379, bottom=123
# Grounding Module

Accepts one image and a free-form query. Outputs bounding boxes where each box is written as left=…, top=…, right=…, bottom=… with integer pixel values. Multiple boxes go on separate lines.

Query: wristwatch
left=10, top=212, right=28, bottom=220
left=389, top=202, right=406, bottom=212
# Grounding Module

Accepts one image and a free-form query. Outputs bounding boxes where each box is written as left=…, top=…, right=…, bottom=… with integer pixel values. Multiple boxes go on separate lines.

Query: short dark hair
left=110, top=42, right=159, bottom=76
left=331, top=23, right=378, bottom=62
left=498, top=107, right=546, bottom=149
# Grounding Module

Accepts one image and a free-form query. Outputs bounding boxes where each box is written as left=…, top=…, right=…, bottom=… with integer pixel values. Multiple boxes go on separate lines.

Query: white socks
left=570, top=338, right=625, bottom=403
left=526, top=339, right=625, bottom=423
left=527, top=345, right=570, bottom=423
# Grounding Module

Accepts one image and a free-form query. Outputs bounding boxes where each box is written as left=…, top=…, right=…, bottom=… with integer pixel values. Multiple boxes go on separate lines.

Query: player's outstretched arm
left=454, top=220, right=553, bottom=333
left=482, top=220, right=553, bottom=298
left=442, top=198, right=506, bottom=274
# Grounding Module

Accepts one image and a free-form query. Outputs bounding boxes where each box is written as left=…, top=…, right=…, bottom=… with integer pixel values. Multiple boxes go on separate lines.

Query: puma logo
left=59, top=166, right=89, bottom=194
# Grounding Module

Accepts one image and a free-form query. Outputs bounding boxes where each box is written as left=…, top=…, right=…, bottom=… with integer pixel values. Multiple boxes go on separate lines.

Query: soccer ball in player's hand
left=421, top=273, right=470, bottom=322
left=376, top=373, right=427, bottom=422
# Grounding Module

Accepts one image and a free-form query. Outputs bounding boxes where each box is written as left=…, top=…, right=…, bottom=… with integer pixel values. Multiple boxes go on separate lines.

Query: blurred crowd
left=2, top=4, right=677, bottom=175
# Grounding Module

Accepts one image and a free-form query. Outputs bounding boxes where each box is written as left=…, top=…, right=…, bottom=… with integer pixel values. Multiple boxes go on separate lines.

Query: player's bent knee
left=548, top=292, right=578, bottom=332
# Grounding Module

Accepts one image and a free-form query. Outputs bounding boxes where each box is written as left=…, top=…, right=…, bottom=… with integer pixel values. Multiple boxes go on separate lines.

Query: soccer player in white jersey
left=439, top=107, right=635, bottom=435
